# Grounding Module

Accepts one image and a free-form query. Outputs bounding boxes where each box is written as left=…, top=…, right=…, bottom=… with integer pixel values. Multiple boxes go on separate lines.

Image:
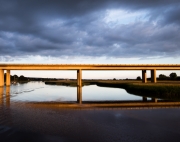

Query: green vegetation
left=159, top=74, right=167, bottom=79
left=18, top=75, right=29, bottom=81
left=136, top=76, right=141, bottom=80
left=158, top=72, right=178, bottom=80
left=45, top=80, right=95, bottom=87
left=96, top=81, right=180, bottom=101
left=45, top=79, right=180, bottom=101
left=4, top=74, right=29, bottom=82
left=170, top=72, right=177, bottom=79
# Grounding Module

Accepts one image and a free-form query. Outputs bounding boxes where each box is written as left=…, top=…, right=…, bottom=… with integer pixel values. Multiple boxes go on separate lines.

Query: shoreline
left=45, top=80, right=180, bottom=101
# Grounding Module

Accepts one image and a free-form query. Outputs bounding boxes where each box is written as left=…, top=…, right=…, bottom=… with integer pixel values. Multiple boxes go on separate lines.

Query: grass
left=96, top=81, right=180, bottom=101
left=45, top=80, right=95, bottom=86
left=45, top=80, right=180, bottom=101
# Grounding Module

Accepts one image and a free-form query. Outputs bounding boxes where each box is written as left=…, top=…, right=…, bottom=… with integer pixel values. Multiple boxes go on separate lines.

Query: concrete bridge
left=1, top=64, right=180, bottom=87
left=0, top=64, right=180, bottom=105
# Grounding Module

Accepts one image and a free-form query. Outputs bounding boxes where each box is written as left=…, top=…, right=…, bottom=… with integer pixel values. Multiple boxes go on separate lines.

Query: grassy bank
left=45, top=80, right=96, bottom=86
left=96, top=81, right=180, bottom=100
left=45, top=80, right=180, bottom=100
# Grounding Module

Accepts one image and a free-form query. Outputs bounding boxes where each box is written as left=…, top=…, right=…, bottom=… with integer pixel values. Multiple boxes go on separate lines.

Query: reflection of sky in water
left=7, top=82, right=143, bottom=102
left=83, top=85, right=141, bottom=101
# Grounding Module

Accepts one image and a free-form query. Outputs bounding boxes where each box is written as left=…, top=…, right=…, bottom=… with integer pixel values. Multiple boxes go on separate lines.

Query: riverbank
left=45, top=80, right=96, bottom=86
left=97, top=81, right=180, bottom=101
left=4, top=81, right=29, bottom=85
left=45, top=80, right=180, bottom=100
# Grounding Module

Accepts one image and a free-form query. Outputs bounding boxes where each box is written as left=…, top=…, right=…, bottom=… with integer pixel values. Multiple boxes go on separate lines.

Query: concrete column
left=142, top=70, right=147, bottom=83
left=77, top=69, right=82, bottom=104
left=6, top=70, right=11, bottom=86
left=77, top=87, right=79, bottom=103
left=0, top=70, right=4, bottom=87
left=151, top=69, right=156, bottom=83
left=143, top=96, right=147, bottom=102
left=77, top=70, right=79, bottom=102
left=151, top=98, right=158, bottom=103
left=77, top=86, right=82, bottom=104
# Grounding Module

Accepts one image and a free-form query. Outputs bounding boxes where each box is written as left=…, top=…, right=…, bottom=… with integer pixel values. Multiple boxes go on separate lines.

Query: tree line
left=158, top=72, right=178, bottom=80
left=137, top=72, right=179, bottom=80
left=4, top=74, right=28, bottom=82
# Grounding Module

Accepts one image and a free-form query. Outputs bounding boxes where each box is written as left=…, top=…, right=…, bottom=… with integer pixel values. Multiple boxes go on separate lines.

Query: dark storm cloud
left=0, top=0, right=180, bottom=59
left=161, top=5, right=180, bottom=25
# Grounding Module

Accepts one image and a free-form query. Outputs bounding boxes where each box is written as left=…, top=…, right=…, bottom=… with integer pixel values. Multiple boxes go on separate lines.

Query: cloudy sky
left=0, top=0, right=180, bottom=78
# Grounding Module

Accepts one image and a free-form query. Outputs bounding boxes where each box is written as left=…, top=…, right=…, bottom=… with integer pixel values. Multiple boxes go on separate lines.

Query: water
left=4, top=81, right=143, bottom=102
left=1, top=82, right=180, bottom=142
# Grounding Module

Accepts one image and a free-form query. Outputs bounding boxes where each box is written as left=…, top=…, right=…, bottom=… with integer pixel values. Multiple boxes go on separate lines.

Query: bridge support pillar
left=6, top=70, right=11, bottom=86
left=142, top=70, right=147, bottom=83
left=0, top=70, right=4, bottom=87
left=151, top=69, right=156, bottom=83
left=77, top=69, right=82, bottom=104
left=143, top=96, right=147, bottom=102
left=151, top=98, right=158, bottom=103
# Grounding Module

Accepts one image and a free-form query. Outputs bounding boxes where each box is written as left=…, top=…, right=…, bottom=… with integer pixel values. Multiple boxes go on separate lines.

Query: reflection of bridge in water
left=0, top=64, right=180, bottom=106
left=1, top=86, right=180, bottom=108
left=0, top=86, right=10, bottom=107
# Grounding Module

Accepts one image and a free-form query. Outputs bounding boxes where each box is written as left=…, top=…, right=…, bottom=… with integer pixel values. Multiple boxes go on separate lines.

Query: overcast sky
left=0, top=0, right=180, bottom=78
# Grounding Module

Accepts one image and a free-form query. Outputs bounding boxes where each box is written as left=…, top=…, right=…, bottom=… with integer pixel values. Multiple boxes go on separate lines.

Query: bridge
left=0, top=63, right=180, bottom=105
left=1, top=64, right=180, bottom=87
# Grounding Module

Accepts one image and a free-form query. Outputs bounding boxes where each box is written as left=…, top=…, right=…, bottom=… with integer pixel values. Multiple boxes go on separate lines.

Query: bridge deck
left=0, top=64, right=180, bottom=70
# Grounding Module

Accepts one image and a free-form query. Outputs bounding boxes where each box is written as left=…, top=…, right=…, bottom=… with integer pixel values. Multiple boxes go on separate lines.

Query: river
left=7, top=81, right=144, bottom=102
left=0, top=81, right=180, bottom=142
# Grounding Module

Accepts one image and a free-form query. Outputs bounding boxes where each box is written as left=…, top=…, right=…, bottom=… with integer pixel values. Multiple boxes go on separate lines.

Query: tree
left=19, top=75, right=28, bottom=81
left=113, top=78, right=116, bottom=80
left=136, top=76, right=141, bottom=80
left=169, top=72, right=177, bottom=79
left=159, top=74, right=167, bottom=79
left=14, top=75, right=18, bottom=78
left=11, top=75, right=18, bottom=81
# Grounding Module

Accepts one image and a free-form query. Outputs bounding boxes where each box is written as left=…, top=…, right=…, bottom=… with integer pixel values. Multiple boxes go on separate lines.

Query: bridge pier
left=6, top=70, right=11, bottom=86
left=142, top=70, right=147, bottom=83
left=151, top=69, right=156, bottom=83
left=151, top=98, right=158, bottom=103
left=143, top=96, right=147, bottom=102
left=77, top=69, right=82, bottom=104
left=0, top=70, right=4, bottom=87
